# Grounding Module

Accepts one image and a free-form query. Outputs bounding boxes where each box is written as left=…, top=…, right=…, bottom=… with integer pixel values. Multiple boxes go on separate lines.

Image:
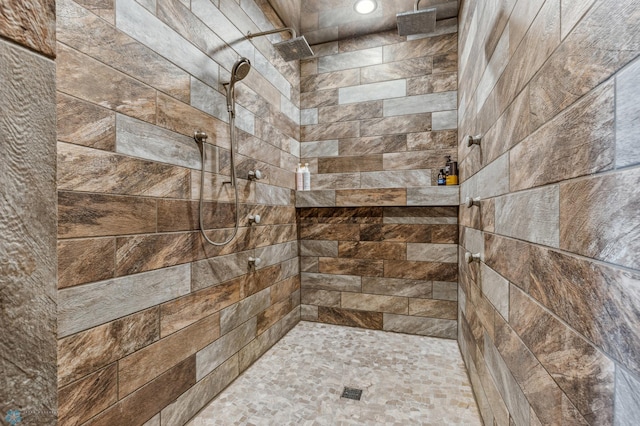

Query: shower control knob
left=248, top=169, right=263, bottom=181
left=465, top=252, right=481, bottom=264
left=465, top=197, right=481, bottom=208
left=248, top=257, right=262, bottom=267
left=248, top=214, right=261, bottom=225
left=467, top=134, right=482, bottom=147
left=194, top=130, right=208, bottom=143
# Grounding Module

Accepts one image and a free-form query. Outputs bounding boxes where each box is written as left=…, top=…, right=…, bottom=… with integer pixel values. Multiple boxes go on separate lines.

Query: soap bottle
left=296, top=163, right=304, bottom=191
left=303, top=163, right=311, bottom=191
left=437, top=169, right=446, bottom=186
left=445, top=156, right=459, bottom=185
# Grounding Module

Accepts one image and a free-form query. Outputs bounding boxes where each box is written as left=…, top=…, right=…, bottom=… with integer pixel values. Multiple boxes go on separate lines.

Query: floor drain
left=341, top=387, right=363, bottom=401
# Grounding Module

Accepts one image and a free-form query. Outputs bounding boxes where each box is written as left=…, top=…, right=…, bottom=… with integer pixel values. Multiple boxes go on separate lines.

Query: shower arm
left=246, top=27, right=297, bottom=40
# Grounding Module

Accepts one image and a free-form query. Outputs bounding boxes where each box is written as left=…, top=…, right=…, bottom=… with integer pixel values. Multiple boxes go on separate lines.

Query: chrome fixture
left=246, top=28, right=314, bottom=61
left=248, top=214, right=261, bottom=225
left=248, top=169, right=263, bottom=181
left=468, top=134, right=482, bottom=147
left=397, top=0, right=436, bottom=36
left=465, top=197, right=481, bottom=208
left=465, top=252, right=481, bottom=264
left=248, top=257, right=262, bottom=267
left=354, top=0, right=377, bottom=14
left=195, top=57, right=252, bottom=246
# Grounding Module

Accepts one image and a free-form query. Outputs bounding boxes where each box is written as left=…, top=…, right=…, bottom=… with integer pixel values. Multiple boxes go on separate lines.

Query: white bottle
left=303, top=163, right=311, bottom=191
left=296, top=163, right=304, bottom=191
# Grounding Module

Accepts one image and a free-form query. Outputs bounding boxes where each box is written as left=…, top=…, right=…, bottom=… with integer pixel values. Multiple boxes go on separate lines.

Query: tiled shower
left=1, top=0, right=639, bottom=425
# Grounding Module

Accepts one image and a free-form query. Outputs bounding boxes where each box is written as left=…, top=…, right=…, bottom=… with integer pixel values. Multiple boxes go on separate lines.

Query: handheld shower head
left=226, top=57, right=251, bottom=113
left=231, top=57, right=251, bottom=84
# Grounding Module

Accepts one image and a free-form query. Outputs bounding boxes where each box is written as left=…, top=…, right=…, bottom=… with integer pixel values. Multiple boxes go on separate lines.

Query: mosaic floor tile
left=189, top=321, right=481, bottom=425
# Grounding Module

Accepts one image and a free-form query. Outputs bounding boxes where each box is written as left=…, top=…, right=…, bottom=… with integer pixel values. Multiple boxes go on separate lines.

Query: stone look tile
left=318, top=307, right=383, bottom=330
left=407, top=243, right=458, bottom=263
left=560, top=167, right=640, bottom=270
left=57, top=93, right=115, bottom=150
left=362, top=277, right=432, bottom=299
left=57, top=308, right=159, bottom=387
left=301, top=273, right=362, bottom=292
left=361, top=113, right=432, bottom=136
left=336, top=188, right=406, bottom=206
left=318, top=100, right=383, bottom=123
left=383, top=91, right=457, bottom=117
left=58, top=142, right=190, bottom=199
left=615, top=368, right=640, bottom=424
left=118, top=314, right=219, bottom=396
left=301, top=288, right=341, bottom=308
left=511, top=82, right=615, bottom=191
left=615, top=57, right=640, bottom=168
left=196, top=318, right=256, bottom=381
left=510, top=286, right=614, bottom=424
left=409, top=299, right=457, bottom=320
left=88, top=356, right=195, bottom=426
left=58, top=363, right=118, bottom=425
left=295, top=190, right=336, bottom=207
left=407, top=187, right=459, bottom=206
left=219, top=289, right=270, bottom=335
left=339, top=241, right=405, bottom=261
left=360, top=170, right=432, bottom=189
left=300, top=240, right=339, bottom=257
left=191, top=251, right=253, bottom=291
left=318, top=257, right=384, bottom=277
left=58, top=191, right=157, bottom=239
left=58, top=265, right=190, bottom=337
left=338, top=79, right=406, bottom=104
left=383, top=314, right=457, bottom=339
left=494, top=185, right=560, bottom=248
left=57, top=43, right=156, bottom=123
left=480, top=264, right=509, bottom=320
left=528, top=246, right=640, bottom=378
left=361, top=57, right=433, bottom=84
left=161, top=356, right=238, bottom=426
left=318, top=47, right=382, bottom=73
left=341, top=293, right=408, bottom=314
left=58, top=238, right=115, bottom=288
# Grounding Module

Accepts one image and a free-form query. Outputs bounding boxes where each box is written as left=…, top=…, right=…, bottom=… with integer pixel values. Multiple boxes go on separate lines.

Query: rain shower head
left=247, top=28, right=314, bottom=61
left=273, top=36, right=314, bottom=62
left=397, top=0, right=436, bottom=36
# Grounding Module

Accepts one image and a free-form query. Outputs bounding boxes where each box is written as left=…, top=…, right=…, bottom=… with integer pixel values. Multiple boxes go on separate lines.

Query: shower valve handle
left=248, top=257, right=262, bottom=267
left=194, top=130, right=208, bottom=143
left=248, top=170, right=263, bottom=181
left=465, top=252, right=481, bottom=264
left=465, top=197, right=481, bottom=208
left=248, top=214, right=261, bottom=225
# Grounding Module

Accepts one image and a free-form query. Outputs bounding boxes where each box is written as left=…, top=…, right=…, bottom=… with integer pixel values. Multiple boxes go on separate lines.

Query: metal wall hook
left=248, top=170, right=263, bottom=181
left=467, top=134, right=482, bottom=147
left=248, top=214, right=261, bottom=225
left=465, top=252, right=481, bottom=264
left=465, top=197, right=481, bottom=208
left=248, top=257, right=262, bottom=267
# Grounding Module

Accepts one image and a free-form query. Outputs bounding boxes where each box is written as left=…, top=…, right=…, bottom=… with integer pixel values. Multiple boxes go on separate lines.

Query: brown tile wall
left=55, top=0, right=302, bottom=424
left=458, top=0, right=640, bottom=424
left=300, top=28, right=458, bottom=190
left=299, top=207, right=459, bottom=338
left=0, top=1, right=57, bottom=424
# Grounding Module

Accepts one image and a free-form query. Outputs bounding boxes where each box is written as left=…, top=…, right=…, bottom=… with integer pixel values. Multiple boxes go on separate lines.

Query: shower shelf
left=295, top=187, right=459, bottom=208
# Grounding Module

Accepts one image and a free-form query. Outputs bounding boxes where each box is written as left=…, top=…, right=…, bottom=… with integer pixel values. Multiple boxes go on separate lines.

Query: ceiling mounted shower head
left=247, top=28, right=314, bottom=61
left=397, top=0, right=436, bottom=36
left=273, top=37, right=314, bottom=62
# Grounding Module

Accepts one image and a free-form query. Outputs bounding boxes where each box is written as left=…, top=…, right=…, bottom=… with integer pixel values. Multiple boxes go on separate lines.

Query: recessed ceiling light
left=354, top=0, right=377, bottom=15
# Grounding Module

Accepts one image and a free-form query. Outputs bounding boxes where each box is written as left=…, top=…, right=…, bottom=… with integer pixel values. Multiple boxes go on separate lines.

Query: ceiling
left=267, top=0, right=459, bottom=46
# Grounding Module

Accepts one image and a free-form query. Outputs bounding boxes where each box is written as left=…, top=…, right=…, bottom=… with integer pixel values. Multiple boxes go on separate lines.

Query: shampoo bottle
left=303, top=163, right=311, bottom=191
left=296, top=163, right=304, bottom=191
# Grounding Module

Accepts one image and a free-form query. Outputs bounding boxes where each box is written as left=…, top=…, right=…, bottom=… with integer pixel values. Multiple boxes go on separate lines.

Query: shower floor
left=188, top=321, right=481, bottom=425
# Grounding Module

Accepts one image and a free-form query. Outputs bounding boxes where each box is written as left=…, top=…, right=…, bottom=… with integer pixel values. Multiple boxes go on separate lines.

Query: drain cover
left=341, top=387, right=363, bottom=401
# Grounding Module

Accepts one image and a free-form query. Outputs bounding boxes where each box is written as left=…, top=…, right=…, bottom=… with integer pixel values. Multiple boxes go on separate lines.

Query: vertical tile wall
left=299, top=207, right=459, bottom=338
left=0, top=1, right=58, bottom=425
left=457, top=0, right=640, bottom=424
left=55, top=0, right=302, bottom=424
left=299, top=25, right=459, bottom=191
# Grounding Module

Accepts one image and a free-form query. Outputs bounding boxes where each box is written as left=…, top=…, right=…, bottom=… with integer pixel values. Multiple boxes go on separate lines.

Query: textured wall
left=299, top=207, right=459, bottom=338
left=300, top=25, right=458, bottom=191
left=457, top=0, right=640, bottom=424
left=55, top=0, right=302, bottom=424
left=0, top=1, right=58, bottom=425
